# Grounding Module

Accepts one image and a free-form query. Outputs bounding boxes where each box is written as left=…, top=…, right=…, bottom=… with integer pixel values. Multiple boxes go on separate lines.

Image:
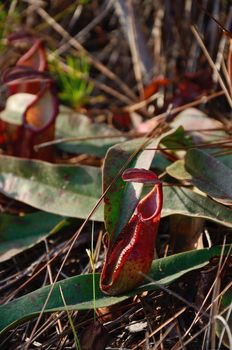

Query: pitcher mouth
left=137, top=184, right=163, bottom=221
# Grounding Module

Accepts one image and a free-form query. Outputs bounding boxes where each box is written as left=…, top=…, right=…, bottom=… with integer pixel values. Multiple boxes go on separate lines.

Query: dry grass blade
left=116, top=0, right=145, bottom=98
left=190, top=25, right=232, bottom=109
left=217, top=295, right=232, bottom=349
left=152, top=323, right=176, bottom=350
left=228, top=38, right=232, bottom=98
left=34, top=133, right=131, bottom=151
left=115, top=0, right=153, bottom=86
left=53, top=0, right=115, bottom=56
left=146, top=138, right=232, bottom=152
left=215, top=8, right=232, bottom=73
left=131, top=307, right=186, bottom=350
left=205, top=263, right=221, bottom=350
left=152, top=2, right=164, bottom=76
left=215, top=314, right=232, bottom=350
left=44, top=239, right=63, bottom=335
left=124, top=90, right=224, bottom=114
left=127, top=0, right=145, bottom=98
left=213, top=149, right=232, bottom=157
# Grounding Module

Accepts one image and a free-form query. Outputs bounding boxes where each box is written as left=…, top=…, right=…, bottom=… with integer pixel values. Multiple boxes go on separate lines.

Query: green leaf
left=166, top=160, right=192, bottom=181
left=148, top=245, right=231, bottom=283
left=162, top=186, right=232, bottom=228
left=0, top=245, right=230, bottom=335
left=185, top=149, right=232, bottom=202
left=161, top=125, right=192, bottom=149
left=55, top=106, right=126, bottom=157
left=0, top=155, right=103, bottom=221
left=0, top=211, right=65, bottom=262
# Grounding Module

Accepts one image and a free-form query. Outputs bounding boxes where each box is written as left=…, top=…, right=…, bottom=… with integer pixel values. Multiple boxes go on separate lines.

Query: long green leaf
left=0, top=155, right=102, bottom=221
left=0, top=211, right=65, bottom=261
left=0, top=245, right=230, bottom=335
left=185, top=149, right=232, bottom=201
left=162, top=186, right=232, bottom=228
left=55, top=106, right=126, bottom=157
